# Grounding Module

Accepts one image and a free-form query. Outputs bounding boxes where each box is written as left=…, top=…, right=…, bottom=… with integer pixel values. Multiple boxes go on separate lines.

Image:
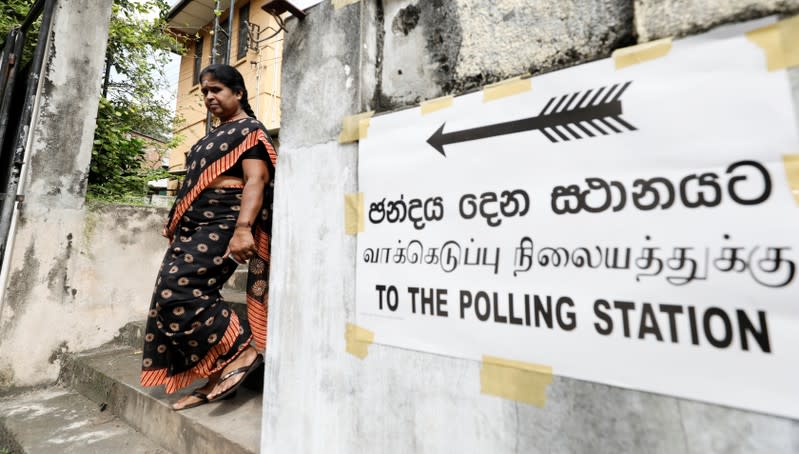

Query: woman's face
left=200, top=75, right=242, bottom=121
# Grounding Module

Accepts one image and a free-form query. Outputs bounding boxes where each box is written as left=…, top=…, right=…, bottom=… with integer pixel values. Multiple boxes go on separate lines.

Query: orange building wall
left=169, top=0, right=283, bottom=173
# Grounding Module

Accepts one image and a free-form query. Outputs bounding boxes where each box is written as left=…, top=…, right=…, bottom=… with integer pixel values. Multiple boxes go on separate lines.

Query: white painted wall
left=261, top=1, right=799, bottom=452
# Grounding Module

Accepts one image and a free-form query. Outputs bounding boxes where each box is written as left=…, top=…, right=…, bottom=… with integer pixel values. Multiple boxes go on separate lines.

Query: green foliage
left=89, top=98, right=172, bottom=201
left=89, top=0, right=185, bottom=202
left=1, top=0, right=185, bottom=203
left=0, top=0, right=40, bottom=65
left=0, top=0, right=33, bottom=35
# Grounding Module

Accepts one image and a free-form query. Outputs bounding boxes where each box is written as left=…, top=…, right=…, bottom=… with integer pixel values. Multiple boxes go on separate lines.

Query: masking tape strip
left=420, top=95, right=454, bottom=115
left=480, top=355, right=553, bottom=407
left=746, top=14, right=799, bottom=71
left=483, top=76, right=532, bottom=102
left=345, top=323, right=374, bottom=359
left=344, top=192, right=364, bottom=235
left=339, top=111, right=374, bottom=144
left=613, top=37, right=673, bottom=70
left=332, top=0, right=360, bottom=9
left=783, top=154, right=799, bottom=205
left=358, top=117, right=371, bottom=140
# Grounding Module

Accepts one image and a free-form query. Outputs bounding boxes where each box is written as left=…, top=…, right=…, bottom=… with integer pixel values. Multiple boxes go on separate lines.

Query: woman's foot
left=207, top=345, right=261, bottom=401
left=172, top=377, right=218, bottom=411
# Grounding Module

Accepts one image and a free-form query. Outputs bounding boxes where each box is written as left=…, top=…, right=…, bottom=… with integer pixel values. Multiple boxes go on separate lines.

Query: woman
left=140, top=64, right=277, bottom=410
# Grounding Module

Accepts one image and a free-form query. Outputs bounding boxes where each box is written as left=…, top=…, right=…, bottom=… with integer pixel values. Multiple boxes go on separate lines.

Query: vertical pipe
left=210, top=0, right=220, bottom=65
left=0, top=30, right=25, bottom=165
left=10, top=0, right=55, bottom=166
left=101, top=48, right=112, bottom=98
left=0, top=0, right=55, bottom=320
left=0, top=55, right=46, bottom=320
left=0, top=0, right=47, bottom=300
left=0, top=30, right=19, bottom=106
left=19, top=0, right=46, bottom=32
left=254, top=56, right=261, bottom=120
left=272, top=46, right=279, bottom=128
left=206, top=0, right=222, bottom=134
left=226, top=0, right=234, bottom=64
left=0, top=0, right=55, bottom=270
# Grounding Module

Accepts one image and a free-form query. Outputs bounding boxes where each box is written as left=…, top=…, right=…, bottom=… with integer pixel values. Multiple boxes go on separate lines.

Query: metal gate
left=0, top=0, right=56, bottom=271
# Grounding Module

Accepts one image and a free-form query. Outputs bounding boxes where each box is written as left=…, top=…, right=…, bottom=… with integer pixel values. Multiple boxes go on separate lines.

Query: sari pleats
left=141, top=312, right=251, bottom=394
left=141, top=188, right=252, bottom=393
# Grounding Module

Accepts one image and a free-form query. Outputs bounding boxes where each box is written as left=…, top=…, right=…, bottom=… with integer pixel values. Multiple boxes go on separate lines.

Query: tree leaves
left=0, top=0, right=42, bottom=64
left=89, top=0, right=185, bottom=202
left=2, top=0, right=184, bottom=203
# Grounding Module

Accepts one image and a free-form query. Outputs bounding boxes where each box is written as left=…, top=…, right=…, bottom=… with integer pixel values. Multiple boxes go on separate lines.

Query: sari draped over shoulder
left=140, top=117, right=277, bottom=394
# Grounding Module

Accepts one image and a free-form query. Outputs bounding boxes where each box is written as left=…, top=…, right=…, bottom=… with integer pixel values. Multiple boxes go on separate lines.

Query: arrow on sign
left=427, top=81, right=637, bottom=156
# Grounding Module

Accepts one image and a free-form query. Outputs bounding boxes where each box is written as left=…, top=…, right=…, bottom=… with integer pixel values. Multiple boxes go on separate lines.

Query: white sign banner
left=356, top=18, right=799, bottom=419
left=292, top=0, right=323, bottom=11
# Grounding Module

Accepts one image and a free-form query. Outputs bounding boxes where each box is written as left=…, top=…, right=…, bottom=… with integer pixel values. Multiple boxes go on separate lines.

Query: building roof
left=166, top=0, right=219, bottom=35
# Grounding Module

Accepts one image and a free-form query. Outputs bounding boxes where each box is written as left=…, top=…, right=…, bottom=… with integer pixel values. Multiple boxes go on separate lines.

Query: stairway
left=0, top=272, right=261, bottom=453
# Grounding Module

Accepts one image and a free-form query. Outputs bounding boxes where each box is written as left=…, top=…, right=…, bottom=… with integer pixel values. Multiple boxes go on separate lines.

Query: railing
left=0, top=0, right=56, bottom=271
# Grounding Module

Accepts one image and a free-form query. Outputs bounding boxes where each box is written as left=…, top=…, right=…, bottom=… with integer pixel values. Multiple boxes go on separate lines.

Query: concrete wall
left=0, top=203, right=167, bottom=388
left=0, top=1, right=167, bottom=390
left=262, top=1, right=799, bottom=452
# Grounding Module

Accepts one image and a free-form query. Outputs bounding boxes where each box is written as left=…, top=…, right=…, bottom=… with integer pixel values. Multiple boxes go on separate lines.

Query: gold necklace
left=218, top=113, right=248, bottom=125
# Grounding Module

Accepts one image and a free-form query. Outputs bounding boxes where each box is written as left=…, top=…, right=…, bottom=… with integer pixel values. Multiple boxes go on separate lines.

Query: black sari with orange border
left=140, top=117, right=277, bottom=394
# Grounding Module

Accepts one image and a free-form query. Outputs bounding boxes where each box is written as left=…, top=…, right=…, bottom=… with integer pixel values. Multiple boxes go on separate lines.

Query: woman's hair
left=199, top=64, right=256, bottom=119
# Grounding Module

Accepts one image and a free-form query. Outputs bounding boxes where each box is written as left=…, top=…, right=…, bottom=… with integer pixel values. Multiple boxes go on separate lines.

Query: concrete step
left=222, top=267, right=248, bottom=293
left=59, top=345, right=262, bottom=454
left=221, top=288, right=248, bottom=311
left=0, top=386, right=168, bottom=453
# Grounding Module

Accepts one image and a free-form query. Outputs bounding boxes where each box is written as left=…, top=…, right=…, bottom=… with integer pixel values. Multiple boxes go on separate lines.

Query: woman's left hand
left=227, top=227, right=256, bottom=264
left=226, top=155, right=268, bottom=264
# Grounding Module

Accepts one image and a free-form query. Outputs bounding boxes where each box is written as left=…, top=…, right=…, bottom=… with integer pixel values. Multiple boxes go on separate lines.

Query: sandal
left=242, top=360, right=265, bottom=391
left=209, top=353, right=264, bottom=402
left=172, top=389, right=210, bottom=411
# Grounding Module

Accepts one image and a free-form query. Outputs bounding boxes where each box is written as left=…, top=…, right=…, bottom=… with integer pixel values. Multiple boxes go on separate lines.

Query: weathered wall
left=263, top=1, right=799, bottom=452
left=0, top=203, right=166, bottom=388
left=0, top=1, right=166, bottom=389
left=635, top=0, right=799, bottom=40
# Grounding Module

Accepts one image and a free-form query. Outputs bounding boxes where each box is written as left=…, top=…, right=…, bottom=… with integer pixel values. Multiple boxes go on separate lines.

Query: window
left=237, top=4, right=250, bottom=60
left=193, top=36, right=204, bottom=85
left=214, top=18, right=230, bottom=64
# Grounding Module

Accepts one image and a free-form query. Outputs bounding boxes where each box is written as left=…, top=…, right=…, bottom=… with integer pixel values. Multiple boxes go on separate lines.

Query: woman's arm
left=226, top=157, right=269, bottom=263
